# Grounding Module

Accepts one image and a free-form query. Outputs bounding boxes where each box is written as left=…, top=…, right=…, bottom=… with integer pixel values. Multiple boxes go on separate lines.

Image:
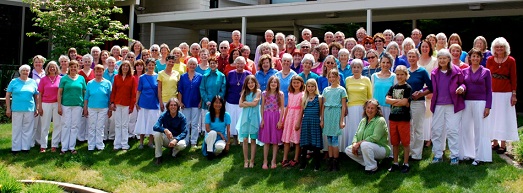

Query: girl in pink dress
left=259, top=76, right=284, bottom=169
left=281, top=75, right=305, bottom=167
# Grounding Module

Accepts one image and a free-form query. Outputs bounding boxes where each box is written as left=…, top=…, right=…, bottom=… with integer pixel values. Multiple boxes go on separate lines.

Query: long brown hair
left=118, top=60, right=133, bottom=76
left=288, top=75, right=305, bottom=93
left=266, top=76, right=282, bottom=105
left=240, top=75, right=259, bottom=102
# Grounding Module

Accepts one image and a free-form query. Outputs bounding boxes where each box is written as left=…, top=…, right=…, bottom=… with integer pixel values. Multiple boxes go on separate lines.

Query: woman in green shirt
left=57, top=60, right=86, bottom=155
left=345, top=99, right=391, bottom=174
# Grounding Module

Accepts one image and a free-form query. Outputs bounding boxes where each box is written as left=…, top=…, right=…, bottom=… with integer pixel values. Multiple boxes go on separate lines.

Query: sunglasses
left=151, top=49, right=158, bottom=52
left=365, top=42, right=373, bottom=45
left=220, top=47, right=228, bottom=49
left=302, top=46, right=310, bottom=48
left=127, top=56, right=134, bottom=59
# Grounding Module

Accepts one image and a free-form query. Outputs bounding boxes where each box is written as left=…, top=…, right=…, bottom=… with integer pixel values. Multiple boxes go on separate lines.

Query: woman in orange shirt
left=110, top=60, right=137, bottom=151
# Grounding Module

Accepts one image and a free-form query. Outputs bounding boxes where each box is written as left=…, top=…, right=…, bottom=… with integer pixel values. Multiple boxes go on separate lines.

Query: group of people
left=6, top=27, right=518, bottom=173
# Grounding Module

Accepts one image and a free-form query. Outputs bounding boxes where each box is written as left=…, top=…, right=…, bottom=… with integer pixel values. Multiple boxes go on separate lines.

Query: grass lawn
left=1, top=123, right=522, bottom=193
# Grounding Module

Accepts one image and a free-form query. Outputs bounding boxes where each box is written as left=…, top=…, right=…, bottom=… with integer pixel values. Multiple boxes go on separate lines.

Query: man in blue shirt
left=153, top=98, right=188, bottom=165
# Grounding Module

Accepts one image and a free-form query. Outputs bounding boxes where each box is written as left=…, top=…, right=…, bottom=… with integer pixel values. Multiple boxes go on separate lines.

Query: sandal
left=51, top=147, right=57, bottom=152
left=271, top=161, right=277, bottom=169
left=249, top=161, right=255, bottom=168
left=71, top=150, right=78, bottom=154
left=492, top=144, right=500, bottom=150
left=244, top=161, right=249, bottom=168
left=40, top=148, right=46, bottom=153
left=496, top=147, right=506, bottom=154
left=60, top=151, right=66, bottom=155
left=281, top=160, right=290, bottom=168
left=262, top=163, right=269, bottom=170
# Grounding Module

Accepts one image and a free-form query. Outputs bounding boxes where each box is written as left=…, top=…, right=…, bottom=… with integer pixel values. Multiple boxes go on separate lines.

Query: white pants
left=342, top=105, right=363, bottom=150
left=200, top=109, right=208, bottom=133
left=114, top=105, right=130, bottom=149
left=226, top=102, right=240, bottom=136
left=40, top=102, right=61, bottom=149
left=381, top=106, right=392, bottom=150
left=182, top=107, right=201, bottom=145
left=32, top=115, right=41, bottom=147
left=12, top=112, right=35, bottom=151
left=128, top=107, right=137, bottom=137
left=61, top=106, right=82, bottom=151
left=345, top=141, right=387, bottom=171
left=205, top=130, right=226, bottom=154
left=104, top=115, right=115, bottom=140
left=423, top=99, right=433, bottom=140
left=88, top=108, right=108, bottom=150
left=462, top=100, right=491, bottom=162
left=154, top=132, right=187, bottom=158
left=409, top=100, right=426, bottom=159
left=432, top=105, right=462, bottom=159
left=76, top=116, right=88, bottom=141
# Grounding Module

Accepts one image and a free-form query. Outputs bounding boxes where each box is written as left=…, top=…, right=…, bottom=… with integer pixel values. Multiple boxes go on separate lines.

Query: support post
left=366, top=9, right=372, bottom=36
left=129, top=4, right=135, bottom=44
left=241, top=17, right=247, bottom=45
left=150, top=23, right=155, bottom=47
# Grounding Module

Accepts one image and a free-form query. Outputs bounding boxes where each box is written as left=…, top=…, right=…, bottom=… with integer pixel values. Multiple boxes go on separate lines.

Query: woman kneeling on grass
left=202, top=96, right=231, bottom=160
left=345, top=99, right=391, bottom=174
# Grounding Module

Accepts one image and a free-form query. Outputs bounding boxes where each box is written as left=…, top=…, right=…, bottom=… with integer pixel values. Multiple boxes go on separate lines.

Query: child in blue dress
left=237, top=75, right=261, bottom=168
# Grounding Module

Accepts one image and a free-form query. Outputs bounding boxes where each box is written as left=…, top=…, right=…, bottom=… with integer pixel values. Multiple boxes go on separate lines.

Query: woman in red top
left=110, top=60, right=137, bottom=151
left=486, top=37, right=519, bottom=154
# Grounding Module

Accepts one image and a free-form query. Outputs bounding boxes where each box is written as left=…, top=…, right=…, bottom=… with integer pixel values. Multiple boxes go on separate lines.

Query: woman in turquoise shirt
left=202, top=96, right=231, bottom=159
left=199, top=57, right=226, bottom=110
left=6, top=64, right=39, bottom=154
left=84, top=65, right=112, bottom=151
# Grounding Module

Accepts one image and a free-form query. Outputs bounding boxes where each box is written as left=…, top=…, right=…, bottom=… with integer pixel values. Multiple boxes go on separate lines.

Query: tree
left=24, top=0, right=130, bottom=59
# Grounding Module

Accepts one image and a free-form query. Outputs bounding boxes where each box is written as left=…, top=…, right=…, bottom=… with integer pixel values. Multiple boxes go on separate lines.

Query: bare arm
left=5, top=92, right=11, bottom=118
left=57, top=88, right=63, bottom=115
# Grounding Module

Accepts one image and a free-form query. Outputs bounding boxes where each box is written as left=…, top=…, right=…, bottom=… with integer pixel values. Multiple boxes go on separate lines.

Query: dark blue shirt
left=406, top=67, right=433, bottom=101
left=153, top=111, right=188, bottom=141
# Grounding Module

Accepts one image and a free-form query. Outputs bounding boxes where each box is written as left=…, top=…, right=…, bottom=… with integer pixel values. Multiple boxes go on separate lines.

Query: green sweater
left=353, top=116, right=391, bottom=156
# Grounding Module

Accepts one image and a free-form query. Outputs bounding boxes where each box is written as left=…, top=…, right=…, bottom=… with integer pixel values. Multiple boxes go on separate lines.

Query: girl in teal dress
left=322, top=69, right=347, bottom=171
left=237, top=75, right=261, bottom=168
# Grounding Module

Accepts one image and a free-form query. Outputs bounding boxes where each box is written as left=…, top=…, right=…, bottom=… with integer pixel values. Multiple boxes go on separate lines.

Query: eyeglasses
left=365, top=42, right=373, bottom=45
left=151, top=49, right=158, bottom=52
left=302, top=46, right=310, bottom=48
left=374, top=40, right=383, bottom=43
left=220, top=47, right=228, bottom=49
left=367, top=56, right=377, bottom=59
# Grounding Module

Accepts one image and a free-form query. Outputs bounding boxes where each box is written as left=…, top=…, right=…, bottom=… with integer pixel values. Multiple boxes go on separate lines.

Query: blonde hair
left=394, top=65, right=410, bottom=79
left=302, top=79, right=320, bottom=108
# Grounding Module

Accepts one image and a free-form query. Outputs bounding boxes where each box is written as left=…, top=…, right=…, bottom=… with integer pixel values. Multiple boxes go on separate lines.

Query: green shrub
left=0, top=166, right=23, bottom=193
left=25, top=182, right=63, bottom=193
left=514, top=130, right=523, bottom=164
left=0, top=105, right=10, bottom=124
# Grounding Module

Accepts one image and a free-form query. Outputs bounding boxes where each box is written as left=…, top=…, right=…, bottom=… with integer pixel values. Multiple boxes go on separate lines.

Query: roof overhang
left=136, top=0, right=523, bottom=32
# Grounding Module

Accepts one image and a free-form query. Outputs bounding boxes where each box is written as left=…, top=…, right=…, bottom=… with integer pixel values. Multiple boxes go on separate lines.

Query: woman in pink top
left=37, top=61, right=62, bottom=153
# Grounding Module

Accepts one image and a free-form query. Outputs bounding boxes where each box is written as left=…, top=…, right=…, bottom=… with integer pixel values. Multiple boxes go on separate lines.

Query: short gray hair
left=19, top=64, right=31, bottom=73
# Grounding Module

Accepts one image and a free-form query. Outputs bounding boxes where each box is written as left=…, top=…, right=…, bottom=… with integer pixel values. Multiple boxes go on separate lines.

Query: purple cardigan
left=430, top=65, right=466, bottom=113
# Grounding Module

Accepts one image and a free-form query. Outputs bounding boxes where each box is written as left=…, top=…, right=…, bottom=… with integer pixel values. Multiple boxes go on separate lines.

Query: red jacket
left=110, top=74, right=137, bottom=109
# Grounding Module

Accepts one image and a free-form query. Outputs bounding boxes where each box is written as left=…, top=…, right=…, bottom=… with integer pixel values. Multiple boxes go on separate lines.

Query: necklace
left=495, top=57, right=504, bottom=68
left=236, top=72, right=244, bottom=86
left=48, top=75, right=57, bottom=84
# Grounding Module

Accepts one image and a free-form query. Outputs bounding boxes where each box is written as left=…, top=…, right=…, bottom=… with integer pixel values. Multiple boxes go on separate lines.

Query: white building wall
left=140, top=24, right=202, bottom=49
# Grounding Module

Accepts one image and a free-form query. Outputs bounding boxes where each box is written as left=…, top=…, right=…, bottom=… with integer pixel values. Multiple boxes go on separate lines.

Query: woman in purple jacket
left=461, top=48, right=492, bottom=165
left=430, top=49, right=466, bottom=165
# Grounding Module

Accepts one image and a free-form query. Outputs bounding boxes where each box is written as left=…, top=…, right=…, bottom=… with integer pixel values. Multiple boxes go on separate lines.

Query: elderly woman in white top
left=6, top=65, right=39, bottom=154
